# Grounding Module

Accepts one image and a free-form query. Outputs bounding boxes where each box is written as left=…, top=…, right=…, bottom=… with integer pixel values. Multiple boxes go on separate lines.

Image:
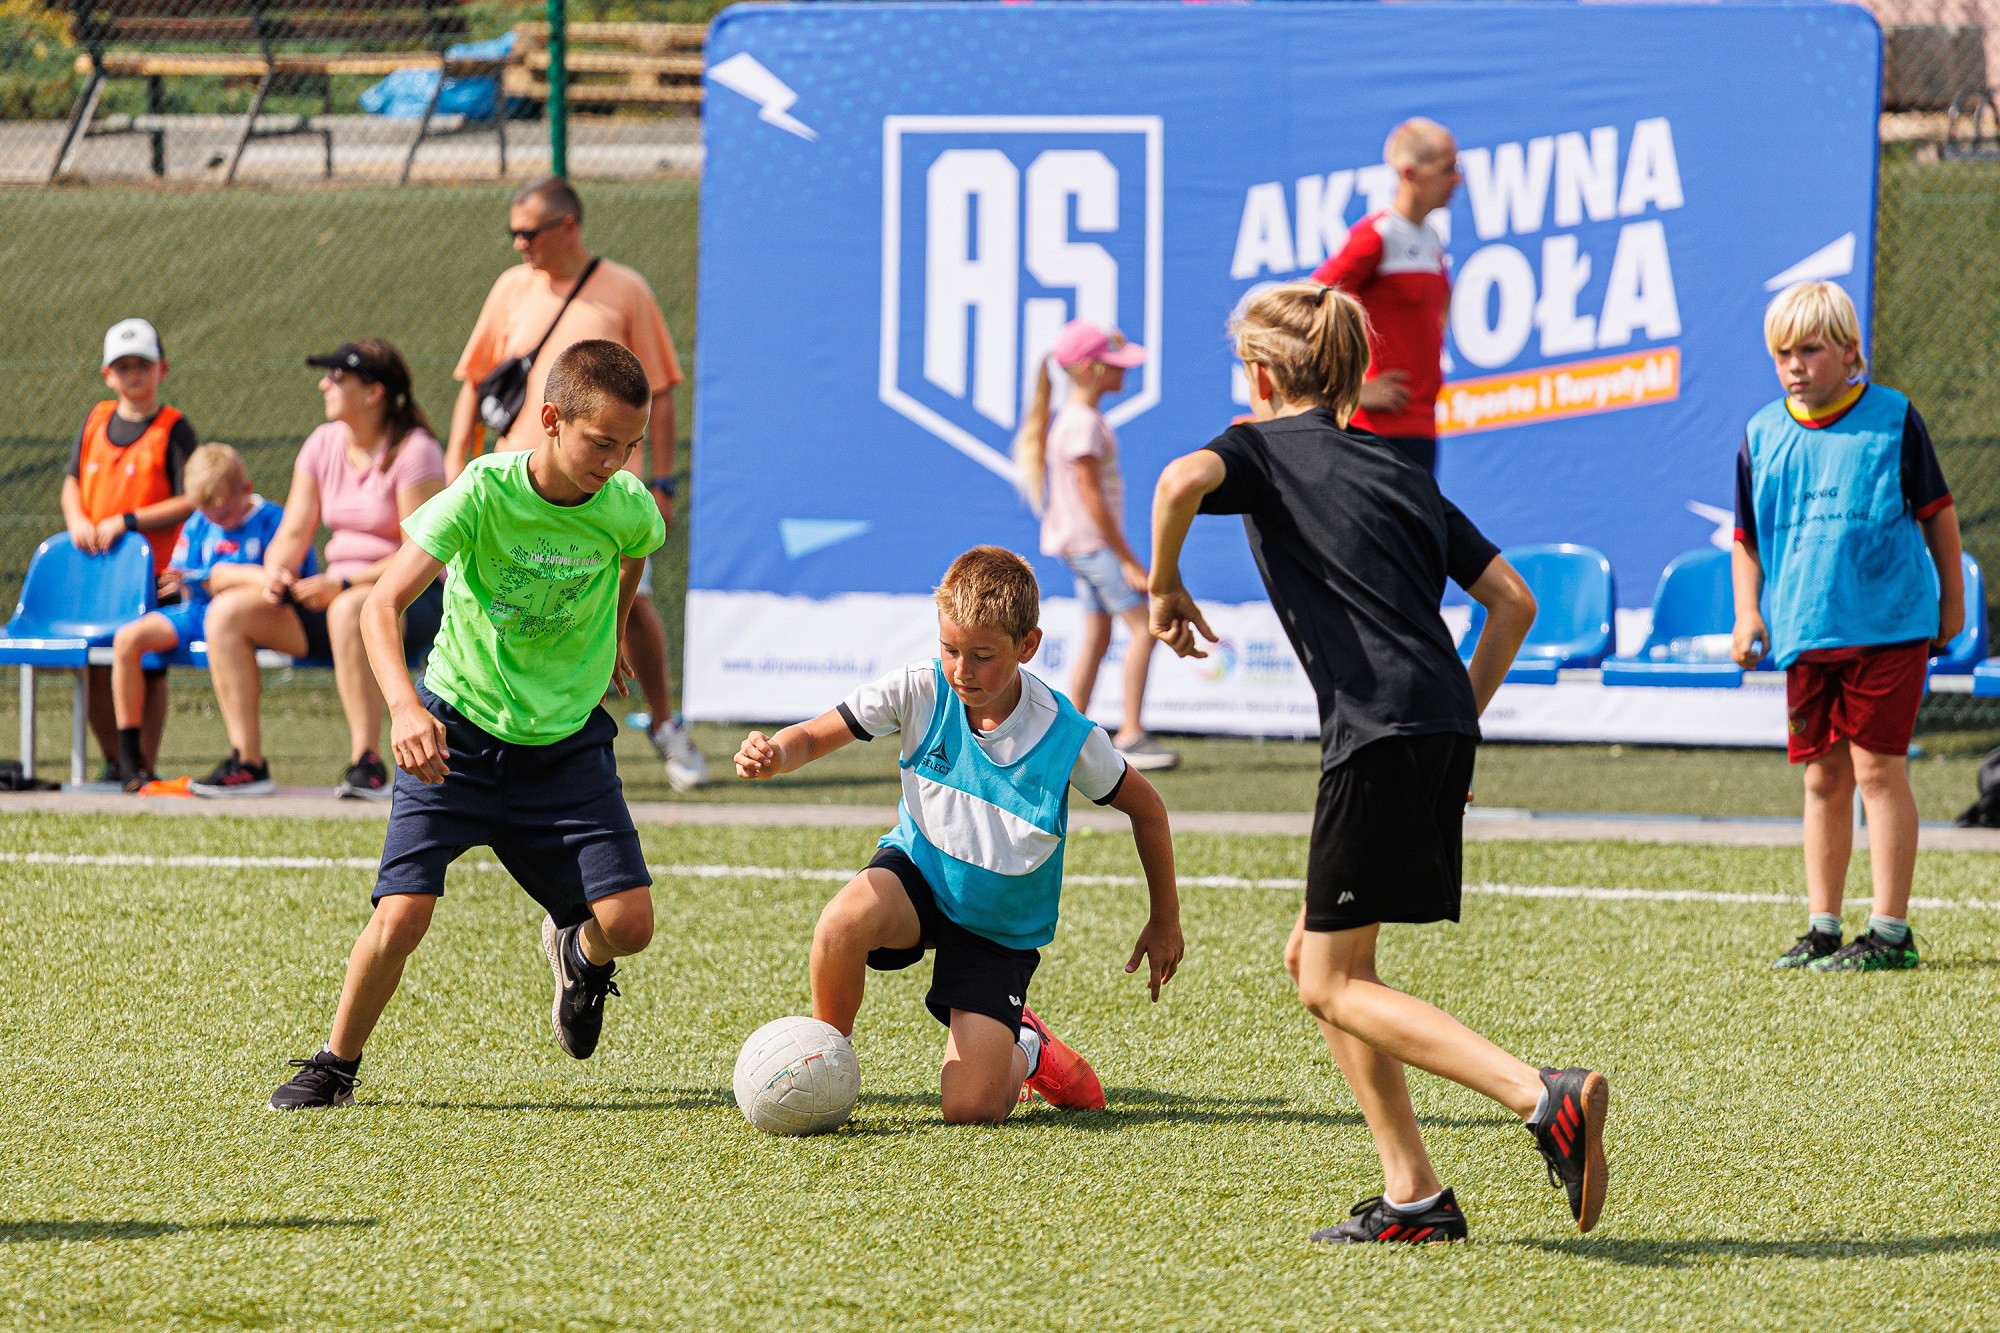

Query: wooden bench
left=504, top=21, right=703, bottom=111
left=52, top=0, right=509, bottom=184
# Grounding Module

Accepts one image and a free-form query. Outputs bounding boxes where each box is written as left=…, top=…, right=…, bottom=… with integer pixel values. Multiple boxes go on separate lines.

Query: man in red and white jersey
left=1310, top=118, right=1461, bottom=473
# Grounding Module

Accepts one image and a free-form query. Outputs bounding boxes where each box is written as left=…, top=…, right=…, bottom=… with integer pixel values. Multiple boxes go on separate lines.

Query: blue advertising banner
left=688, top=1, right=1878, bottom=734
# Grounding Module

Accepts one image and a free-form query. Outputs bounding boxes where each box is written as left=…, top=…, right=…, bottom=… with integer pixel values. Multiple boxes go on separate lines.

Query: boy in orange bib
left=60, top=318, right=198, bottom=782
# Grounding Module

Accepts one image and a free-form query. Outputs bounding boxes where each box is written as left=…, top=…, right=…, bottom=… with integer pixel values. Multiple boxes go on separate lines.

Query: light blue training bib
left=880, top=661, right=1097, bottom=951
left=1745, top=385, right=1939, bottom=667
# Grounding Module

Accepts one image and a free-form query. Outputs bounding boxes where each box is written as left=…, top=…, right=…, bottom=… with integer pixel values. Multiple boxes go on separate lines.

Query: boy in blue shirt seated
left=109, top=443, right=306, bottom=791
left=734, top=546, right=1183, bottom=1123
left=1731, top=281, right=1962, bottom=972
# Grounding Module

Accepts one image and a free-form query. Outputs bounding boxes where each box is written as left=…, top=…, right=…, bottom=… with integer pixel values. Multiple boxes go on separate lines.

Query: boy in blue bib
left=1731, top=281, right=1962, bottom=973
left=734, top=546, right=1183, bottom=1123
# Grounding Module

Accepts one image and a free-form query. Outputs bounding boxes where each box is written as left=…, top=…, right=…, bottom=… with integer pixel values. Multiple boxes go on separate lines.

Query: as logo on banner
left=879, top=116, right=1164, bottom=479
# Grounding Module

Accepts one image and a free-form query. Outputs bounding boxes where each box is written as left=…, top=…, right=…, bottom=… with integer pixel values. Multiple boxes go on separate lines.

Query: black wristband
left=649, top=475, right=677, bottom=499
left=122, top=512, right=140, bottom=533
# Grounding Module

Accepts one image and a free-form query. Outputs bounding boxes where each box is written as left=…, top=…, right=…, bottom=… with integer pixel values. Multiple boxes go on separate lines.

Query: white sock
left=1016, top=1025, right=1043, bottom=1078
left=1386, top=1189, right=1443, bottom=1214
left=1529, top=1084, right=1550, bottom=1123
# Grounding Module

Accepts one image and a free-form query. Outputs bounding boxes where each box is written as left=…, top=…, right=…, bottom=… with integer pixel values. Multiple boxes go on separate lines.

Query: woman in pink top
left=195, top=339, right=446, bottom=800
left=1013, top=319, right=1176, bottom=771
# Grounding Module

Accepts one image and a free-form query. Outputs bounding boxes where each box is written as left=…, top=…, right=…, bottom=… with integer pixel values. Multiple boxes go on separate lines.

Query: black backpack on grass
left=1954, top=748, right=2000, bottom=828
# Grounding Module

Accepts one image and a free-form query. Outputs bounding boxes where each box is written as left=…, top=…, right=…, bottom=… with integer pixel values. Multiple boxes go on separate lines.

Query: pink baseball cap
left=1051, top=319, right=1147, bottom=370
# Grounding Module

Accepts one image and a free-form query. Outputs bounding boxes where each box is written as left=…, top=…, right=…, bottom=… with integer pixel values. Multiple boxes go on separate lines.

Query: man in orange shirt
left=446, top=177, right=709, bottom=790
left=61, top=317, right=198, bottom=783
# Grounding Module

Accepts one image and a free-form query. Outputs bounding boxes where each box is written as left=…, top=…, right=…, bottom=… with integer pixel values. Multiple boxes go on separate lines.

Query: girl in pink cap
left=1013, top=319, right=1176, bottom=771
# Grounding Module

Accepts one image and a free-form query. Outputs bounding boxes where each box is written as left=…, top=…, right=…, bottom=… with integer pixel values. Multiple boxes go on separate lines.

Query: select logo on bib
left=879, top=115, right=1164, bottom=481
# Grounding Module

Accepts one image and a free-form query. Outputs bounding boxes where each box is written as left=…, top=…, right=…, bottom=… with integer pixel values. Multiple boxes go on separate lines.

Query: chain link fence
left=0, top=0, right=1998, bottom=741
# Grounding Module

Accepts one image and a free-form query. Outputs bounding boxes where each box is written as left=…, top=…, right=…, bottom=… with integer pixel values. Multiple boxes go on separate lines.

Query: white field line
left=0, top=850, right=1996, bottom=912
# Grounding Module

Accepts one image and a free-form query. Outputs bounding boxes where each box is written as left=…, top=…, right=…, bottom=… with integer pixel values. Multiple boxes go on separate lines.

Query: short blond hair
left=936, top=546, right=1039, bottom=642
left=1385, top=117, right=1455, bottom=171
left=1764, top=281, right=1867, bottom=376
left=1231, top=281, right=1372, bottom=420
left=184, top=442, right=249, bottom=510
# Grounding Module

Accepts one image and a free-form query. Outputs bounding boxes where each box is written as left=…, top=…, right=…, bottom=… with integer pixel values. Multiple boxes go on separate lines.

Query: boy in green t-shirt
left=270, top=340, right=667, bottom=1110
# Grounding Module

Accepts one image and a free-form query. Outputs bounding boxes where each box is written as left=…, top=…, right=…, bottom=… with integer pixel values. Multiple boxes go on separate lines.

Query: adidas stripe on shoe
left=1527, top=1066, right=1610, bottom=1233
left=1310, top=1189, right=1468, bottom=1244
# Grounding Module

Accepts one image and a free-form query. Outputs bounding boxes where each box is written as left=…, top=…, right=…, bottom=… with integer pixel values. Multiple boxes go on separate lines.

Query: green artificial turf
left=0, top=812, right=1997, bottom=1329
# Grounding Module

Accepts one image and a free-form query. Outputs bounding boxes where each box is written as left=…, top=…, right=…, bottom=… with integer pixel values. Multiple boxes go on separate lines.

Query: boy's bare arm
left=61, top=476, right=98, bottom=552
left=1106, top=767, right=1183, bottom=1000
left=363, top=543, right=448, bottom=784
left=1730, top=540, right=1768, bottom=669
left=1922, top=503, right=1966, bottom=648
left=735, top=711, right=859, bottom=780
left=1463, top=555, right=1536, bottom=716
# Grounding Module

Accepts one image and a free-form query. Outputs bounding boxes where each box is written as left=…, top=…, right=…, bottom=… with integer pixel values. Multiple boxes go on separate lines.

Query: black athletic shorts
left=1305, top=731, right=1477, bottom=933
left=289, top=579, right=443, bottom=664
left=373, top=683, right=652, bottom=928
left=864, top=845, right=1039, bottom=1032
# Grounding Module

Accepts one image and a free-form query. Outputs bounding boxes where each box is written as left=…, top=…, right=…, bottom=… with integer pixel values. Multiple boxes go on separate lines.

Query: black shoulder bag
left=475, top=256, right=602, bottom=436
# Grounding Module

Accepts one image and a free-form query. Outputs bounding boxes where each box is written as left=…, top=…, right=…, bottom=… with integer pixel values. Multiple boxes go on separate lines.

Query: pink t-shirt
left=293, top=422, right=446, bottom=580
left=1039, top=404, right=1122, bottom=558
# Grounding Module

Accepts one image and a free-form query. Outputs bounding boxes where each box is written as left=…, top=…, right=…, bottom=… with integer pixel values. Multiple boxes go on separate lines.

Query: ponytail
left=1230, top=282, right=1371, bottom=423
left=1011, top=355, right=1056, bottom=515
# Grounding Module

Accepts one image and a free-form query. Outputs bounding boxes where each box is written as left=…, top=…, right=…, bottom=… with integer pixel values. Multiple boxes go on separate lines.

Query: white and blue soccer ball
left=733, top=1016, right=860, bottom=1137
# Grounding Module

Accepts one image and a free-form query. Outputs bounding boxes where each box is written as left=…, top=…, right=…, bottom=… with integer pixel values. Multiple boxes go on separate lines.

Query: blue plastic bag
left=359, top=31, right=516, bottom=120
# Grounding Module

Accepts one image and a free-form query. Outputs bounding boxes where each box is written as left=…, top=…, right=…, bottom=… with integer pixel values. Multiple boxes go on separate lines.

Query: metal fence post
left=547, top=0, right=568, bottom=178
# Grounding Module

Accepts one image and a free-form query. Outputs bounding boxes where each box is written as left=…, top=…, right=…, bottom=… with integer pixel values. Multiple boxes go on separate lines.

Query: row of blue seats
left=1457, top=543, right=1992, bottom=690
left=0, top=532, right=341, bottom=672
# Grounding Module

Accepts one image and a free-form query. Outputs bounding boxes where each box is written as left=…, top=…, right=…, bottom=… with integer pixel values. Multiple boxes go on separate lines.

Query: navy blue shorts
left=374, top=684, right=651, bottom=928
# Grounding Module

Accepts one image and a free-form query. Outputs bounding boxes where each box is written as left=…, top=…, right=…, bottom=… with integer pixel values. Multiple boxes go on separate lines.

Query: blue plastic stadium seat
left=1601, top=547, right=1743, bottom=688
left=1601, top=660, right=1744, bottom=689
left=1927, top=552, right=1986, bottom=675
left=1974, top=659, right=2000, bottom=697
left=0, top=533, right=156, bottom=667
left=1458, top=543, right=1616, bottom=676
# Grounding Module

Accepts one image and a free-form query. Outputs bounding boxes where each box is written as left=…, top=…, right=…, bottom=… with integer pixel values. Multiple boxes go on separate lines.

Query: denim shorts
left=1065, top=547, right=1143, bottom=617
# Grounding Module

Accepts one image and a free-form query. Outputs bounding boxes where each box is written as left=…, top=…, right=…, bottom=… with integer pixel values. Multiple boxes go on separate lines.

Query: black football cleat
left=1528, top=1067, right=1610, bottom=1233
left=541, top=917, right=620, bottom=1059
left=1310, top=1189, right=1468, bottom=1244
left=268, top=1050, right=358, bottom=1110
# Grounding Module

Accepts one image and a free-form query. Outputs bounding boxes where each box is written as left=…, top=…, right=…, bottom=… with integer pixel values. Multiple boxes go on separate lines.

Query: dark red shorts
left=1785, top=641, right=1929, bottom=764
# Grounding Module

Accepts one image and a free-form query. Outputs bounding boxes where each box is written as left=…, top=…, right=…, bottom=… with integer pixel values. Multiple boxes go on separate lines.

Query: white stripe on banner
left=0, top=850, right=1996, bottom=912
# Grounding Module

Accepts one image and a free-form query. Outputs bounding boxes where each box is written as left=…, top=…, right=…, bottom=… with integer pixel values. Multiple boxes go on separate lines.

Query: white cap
left=102, top=317, right=162, bottom=367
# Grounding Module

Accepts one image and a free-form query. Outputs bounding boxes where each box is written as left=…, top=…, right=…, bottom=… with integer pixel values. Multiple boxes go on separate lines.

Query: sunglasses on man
left=509, top=215, right=575, bottom=244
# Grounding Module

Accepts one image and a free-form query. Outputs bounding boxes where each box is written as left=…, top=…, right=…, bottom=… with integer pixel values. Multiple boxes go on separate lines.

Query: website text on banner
left=689, top=2, right=1879, bottom=737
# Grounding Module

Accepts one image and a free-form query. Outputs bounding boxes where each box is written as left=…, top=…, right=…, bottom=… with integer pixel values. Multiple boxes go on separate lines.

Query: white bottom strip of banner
left=2, top=850, right=1996, bottom=912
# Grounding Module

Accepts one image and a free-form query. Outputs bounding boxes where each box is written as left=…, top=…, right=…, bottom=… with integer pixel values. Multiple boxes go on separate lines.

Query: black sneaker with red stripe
left=1528, top=1066, right=1610, bottom=1233
left=1309, top=1189, right=1467, bottom=1245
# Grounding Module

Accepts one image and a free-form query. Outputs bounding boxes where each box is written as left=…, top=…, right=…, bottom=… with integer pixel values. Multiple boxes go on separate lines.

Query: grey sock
left=1809, top=912, right=1842, bottom=938
left=1867, top=914, right=1910, bottom=945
